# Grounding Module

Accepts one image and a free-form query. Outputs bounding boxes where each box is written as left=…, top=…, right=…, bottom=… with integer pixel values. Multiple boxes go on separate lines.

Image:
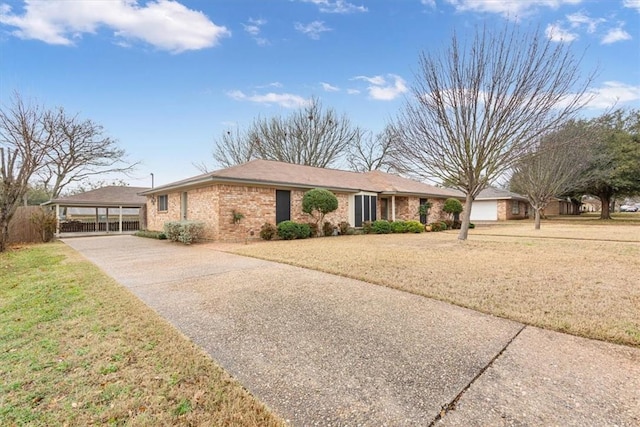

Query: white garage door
left=470, top=200, right=498, bottom=221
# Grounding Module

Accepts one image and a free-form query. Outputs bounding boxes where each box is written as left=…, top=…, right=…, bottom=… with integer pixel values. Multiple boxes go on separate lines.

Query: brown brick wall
left=145, top=185, right=353, bottom=241
left=499, top=200, right=529, bottom=220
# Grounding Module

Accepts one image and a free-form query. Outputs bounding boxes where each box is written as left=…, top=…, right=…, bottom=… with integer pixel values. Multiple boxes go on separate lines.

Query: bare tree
left=37, top=107, right=137, bottom=198
left=208, top=127, right=256, bottom=170
left=347, top=126, right=399, bottom=172
left=510, top=121, right=591, bottom=229
left=209, top=97, right=362, bottom=169
left=0, top=94, right=52, bottom=252
left=391, top=24, right=592, bottom=240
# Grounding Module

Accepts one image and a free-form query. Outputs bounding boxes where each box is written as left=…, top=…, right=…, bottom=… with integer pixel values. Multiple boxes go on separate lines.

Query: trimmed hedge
left=277, top=221, right=311, bottom=240
left=260, top=222, right=277, bottom=240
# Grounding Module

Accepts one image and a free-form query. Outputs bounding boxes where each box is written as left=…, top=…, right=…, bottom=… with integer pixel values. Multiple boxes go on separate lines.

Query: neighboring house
left=42, top=186, right=149, bottom=235
left=544, top=198, right=581, bottom=216
left=470, top=187, right=529, bottom=221
left=140, top=159, right=462, bottom=241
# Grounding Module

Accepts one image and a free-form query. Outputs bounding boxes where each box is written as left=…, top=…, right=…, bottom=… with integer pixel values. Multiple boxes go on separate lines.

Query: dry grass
left=0, top=243, right=284, bottom=426
left=232, top=222, right=640, bottom=347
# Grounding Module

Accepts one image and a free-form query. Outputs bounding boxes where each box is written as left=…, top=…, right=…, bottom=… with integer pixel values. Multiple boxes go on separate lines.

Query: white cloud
left=623, top=0, right=640, bottom=12
left=581, top=81, right=640, bottom=109
left=321, top=82, right=340, bottom=92
left=256, top=82, right=283, bottom=89
left=243, top=17, right=268, bottom=45
left=545, top=23, right=578, bottom=42
left=421, top=0, right=436, bottom=7
left=300, top=0, right=367, bottom=13
left=354, top=74, right=408, bottom=101
left=347, top=88, right=360, bottom=95
left=566, top=12, right=604, bottom=33
left=0, top=0, right=230, bottom=53
left=353, top=75, right=386, bottom=85
left=445, top=0, right=583, bottom=18
left=294, top=21, right=331, bottom=39
left=601, top=26, right=632, bottom=44
left=226, top=90, right=309, bottom=108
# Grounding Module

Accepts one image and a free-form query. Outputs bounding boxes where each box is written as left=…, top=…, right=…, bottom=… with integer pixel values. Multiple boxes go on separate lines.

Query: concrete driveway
left=63, top=235, right=640, bottom=426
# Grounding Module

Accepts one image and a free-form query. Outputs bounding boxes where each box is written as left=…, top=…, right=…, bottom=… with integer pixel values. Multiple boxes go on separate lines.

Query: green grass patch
left=0, top=243, right=283, bottom=426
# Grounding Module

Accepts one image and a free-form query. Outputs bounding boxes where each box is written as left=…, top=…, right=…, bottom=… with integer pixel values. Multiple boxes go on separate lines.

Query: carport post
left=95, top=208, right=99, bottom=232
left=106, top=208, right=109, bottom=233
left=55, top=204, right=60, bottom=236
left=118, top=206, right=123, bottom=233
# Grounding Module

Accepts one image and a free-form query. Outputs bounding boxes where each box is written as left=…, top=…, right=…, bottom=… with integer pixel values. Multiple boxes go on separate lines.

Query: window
left=157, top=195, right=168, bottom=212
left=354, top=194, right=377, bottom=227
left=511, top=200, right=520, bottom=215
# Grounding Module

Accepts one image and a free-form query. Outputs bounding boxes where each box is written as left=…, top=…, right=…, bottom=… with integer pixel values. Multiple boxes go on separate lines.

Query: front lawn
left=0, top=243, right=283, bottom=426
left=232, top=222, right=640, bottom=347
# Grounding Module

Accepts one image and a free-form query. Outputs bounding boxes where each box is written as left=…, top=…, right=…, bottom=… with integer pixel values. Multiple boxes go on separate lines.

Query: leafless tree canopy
left=38, top=107, right=137, bottom=198
left=347, top=126, right=401, bottom=173
left=391, top=24, right=592, bottom=239
left=510, top=121, right=591, bottom=229
left=210, top=97, right=362, bottom=169
left=0, top=94, right=53, bottom=251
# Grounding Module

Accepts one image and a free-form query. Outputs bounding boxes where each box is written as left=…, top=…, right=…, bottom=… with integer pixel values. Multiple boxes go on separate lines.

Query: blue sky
left=1, top=0, right=639, bottom=188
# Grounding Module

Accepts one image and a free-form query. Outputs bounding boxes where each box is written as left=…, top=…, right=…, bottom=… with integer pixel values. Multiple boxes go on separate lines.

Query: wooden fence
left=8, top=206, right=43, bottom=244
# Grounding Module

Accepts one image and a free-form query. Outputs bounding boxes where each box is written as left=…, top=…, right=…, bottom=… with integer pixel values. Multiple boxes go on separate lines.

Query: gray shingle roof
left=43, top=186, right=149, bottom=207
left=475, top=187, right=528, bottom=201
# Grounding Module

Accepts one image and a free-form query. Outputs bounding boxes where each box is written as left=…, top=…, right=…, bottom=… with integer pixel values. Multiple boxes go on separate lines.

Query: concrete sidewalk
left=63, top=236, right=640, bottom=426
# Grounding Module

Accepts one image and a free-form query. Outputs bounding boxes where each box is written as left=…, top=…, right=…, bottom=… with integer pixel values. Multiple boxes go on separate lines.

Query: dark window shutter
left=355, top=195, right=362, bottom=227
left=363, top=195, right=370, bottom=223
left=371, top=196, right=377, bottom=221
left=275, top=190, right=291, bottom=224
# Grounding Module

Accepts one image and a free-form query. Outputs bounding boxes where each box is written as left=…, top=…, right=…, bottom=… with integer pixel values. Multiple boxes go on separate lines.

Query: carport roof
left=139, top=159, right=462, bottom=199
left=42, top=186, right=149, bottom=207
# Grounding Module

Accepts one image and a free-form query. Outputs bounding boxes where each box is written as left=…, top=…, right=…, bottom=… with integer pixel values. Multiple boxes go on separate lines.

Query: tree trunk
left=0, top=217, right=9, bottom=253
left=534, top=208, right=542, bottom=230
left=598, top=191, right=613, bottom=220
left=457, top=194, right=474, bottom=241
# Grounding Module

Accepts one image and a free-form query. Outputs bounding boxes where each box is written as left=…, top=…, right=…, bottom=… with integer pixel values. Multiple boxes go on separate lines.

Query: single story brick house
left=139, top=159, right=463, bottom=241
left=470, top=187, right=530, bottom=221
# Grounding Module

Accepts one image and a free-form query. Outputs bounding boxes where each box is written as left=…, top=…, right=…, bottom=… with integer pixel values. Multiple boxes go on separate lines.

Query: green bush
left=338, top=221, right=350, bottom=235
left=362, top=221, right=373, bottom=234
left=323, top=221, right=334, bottom=237
left=307, top=222, right=319, bottom=238
left=390, top=220, right=408, bottom=233
left=163, top=221, right=205, bottom=244
left=302, top=188, right=339, bottom=235
left=260, top=222, right=277, bottom=240
left=469, top=223, right=476, bottom=229
left=443, top=198, right=464, bottom=215
left=372, top=220, right=392, bottom=234
left=277, top=221, right=299, bottom=240
left=297, top=223, right=312, bottom=239
left=135, top=230, right=167, bottom=240
left=277, top=221, right=311, bottom=240
left=405, top=220, right=424, bottom=233
left=429, top=222, right=448, bottom=232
